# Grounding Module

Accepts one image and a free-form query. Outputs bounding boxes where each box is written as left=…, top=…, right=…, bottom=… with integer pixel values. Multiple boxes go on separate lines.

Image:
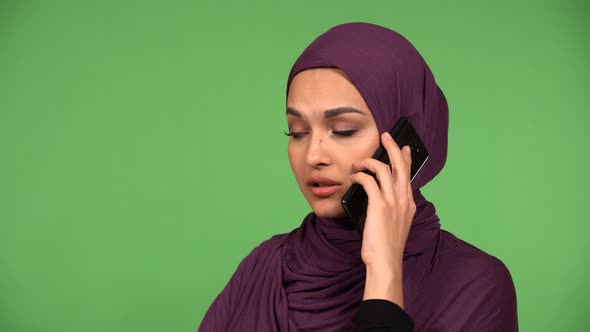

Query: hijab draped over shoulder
left=199, top=22, right=517, bottom=332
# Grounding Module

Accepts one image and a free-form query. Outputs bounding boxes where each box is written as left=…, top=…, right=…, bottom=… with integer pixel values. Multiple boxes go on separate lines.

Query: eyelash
left=284, top=130, right=357, bottom=139
left=284, top=131, right=306, bottom=139
left=333, top=130, right=357, bottom=137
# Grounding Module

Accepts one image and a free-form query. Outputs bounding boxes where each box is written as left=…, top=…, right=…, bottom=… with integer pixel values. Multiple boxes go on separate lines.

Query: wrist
left=363, top=265, right=403, bottom=304
left=365, top=260, right=402, bottom=277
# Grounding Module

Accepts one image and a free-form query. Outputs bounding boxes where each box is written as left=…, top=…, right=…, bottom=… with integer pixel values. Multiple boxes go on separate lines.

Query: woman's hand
left=350, top=131, right=416, bottom=308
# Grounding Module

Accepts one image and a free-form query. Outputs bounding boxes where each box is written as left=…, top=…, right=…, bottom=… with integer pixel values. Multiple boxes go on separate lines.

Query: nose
left=305, top=132, right=331, bottom=168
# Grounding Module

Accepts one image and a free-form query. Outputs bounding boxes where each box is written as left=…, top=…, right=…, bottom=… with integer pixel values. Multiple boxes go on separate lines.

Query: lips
left=307, top=176, right=342, bottom=198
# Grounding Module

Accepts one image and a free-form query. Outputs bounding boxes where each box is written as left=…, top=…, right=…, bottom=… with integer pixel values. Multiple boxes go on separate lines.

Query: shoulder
left=199, top=231, right=296, bottom=330
left=436, top=230, right=515, bottom=290
left=235, top=230, right=294, bottom=269
left=250, top=231, right=293, bottom=254
left=215, top=231, right=295, bottom=300
left=430, top=231, right=518, bottom=330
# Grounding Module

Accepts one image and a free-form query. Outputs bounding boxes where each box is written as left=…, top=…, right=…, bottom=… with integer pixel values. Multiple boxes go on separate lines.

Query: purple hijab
left=199, top=23, right=517, bottom=331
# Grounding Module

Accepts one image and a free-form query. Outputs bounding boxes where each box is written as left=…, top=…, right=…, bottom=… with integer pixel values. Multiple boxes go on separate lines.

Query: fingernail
left=383, top=132, right=392, bottom=140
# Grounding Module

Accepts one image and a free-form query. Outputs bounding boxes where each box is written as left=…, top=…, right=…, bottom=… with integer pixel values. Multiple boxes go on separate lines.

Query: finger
left=381, top=133, right=412, bottom=208
left=402, top=145, right=412, bottom=168
left=381, top=132, right=411, bottom=196
left=350, top=138, right=410, bottom=172
left=407, top=181, right=415, bottom=212
left=350, top=171, right=385, bottom=206
left=402, top=146, right=414, bottom=200
left=401, top=146, right=417, bottom=222
left=352, top=158, right=395, bottom=202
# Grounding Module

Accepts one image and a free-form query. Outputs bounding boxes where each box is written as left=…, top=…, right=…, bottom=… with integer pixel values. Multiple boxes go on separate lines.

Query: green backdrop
left=1, top=0, right=588, bottom=331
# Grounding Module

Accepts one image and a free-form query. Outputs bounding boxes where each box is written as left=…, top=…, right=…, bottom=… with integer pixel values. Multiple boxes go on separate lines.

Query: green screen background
left=1, top=0, right=588, bottom=331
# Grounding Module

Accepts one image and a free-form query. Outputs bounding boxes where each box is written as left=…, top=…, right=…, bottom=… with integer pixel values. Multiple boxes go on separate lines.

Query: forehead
left=287, top=68, right=370, bottom=114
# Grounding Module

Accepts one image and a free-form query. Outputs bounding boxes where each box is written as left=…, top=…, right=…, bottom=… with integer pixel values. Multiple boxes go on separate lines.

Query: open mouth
left=307, top=176, right=341, bottom=187
left=307, top=178, right=342, bottom=198
left=312, top=183, right=335, bottom=188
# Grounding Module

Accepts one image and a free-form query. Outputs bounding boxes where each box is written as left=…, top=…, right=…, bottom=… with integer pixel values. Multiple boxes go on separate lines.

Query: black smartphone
left=340, top=116, right=429, bottom=232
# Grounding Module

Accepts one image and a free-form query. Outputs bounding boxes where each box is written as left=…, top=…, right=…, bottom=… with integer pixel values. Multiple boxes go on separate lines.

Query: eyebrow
left=286, top=106, right=366, bottom=118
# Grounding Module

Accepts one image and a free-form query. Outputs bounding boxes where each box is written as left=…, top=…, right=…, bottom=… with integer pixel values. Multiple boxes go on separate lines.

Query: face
left=287, top=68, right=380, bottom=218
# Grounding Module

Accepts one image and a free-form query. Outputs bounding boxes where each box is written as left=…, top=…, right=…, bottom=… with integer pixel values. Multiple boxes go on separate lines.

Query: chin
left=309, top=199, right=347, bottom=218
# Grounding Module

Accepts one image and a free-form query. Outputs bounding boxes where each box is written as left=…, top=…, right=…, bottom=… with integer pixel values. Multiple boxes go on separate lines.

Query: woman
left=199, top=22, right=518, bottom=331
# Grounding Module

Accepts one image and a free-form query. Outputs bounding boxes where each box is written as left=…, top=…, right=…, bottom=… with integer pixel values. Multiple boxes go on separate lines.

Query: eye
left=333, top=130, right=357, bottom=137
left=284, top=130, right=308, bottom=139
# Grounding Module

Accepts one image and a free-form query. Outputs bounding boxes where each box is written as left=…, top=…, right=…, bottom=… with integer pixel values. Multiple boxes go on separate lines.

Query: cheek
left=287, top=143, right=295, bottom=165
left=340, top=137, right=381, bottom=168
left=363, top=130, right=381, bottom=155
left=287, top=144, right=302, bottom=178
left=364, top=138, right=381, bottom=158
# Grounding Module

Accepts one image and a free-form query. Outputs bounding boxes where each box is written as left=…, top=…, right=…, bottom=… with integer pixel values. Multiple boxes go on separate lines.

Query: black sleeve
left=356, top=299, right=414, bottom=332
